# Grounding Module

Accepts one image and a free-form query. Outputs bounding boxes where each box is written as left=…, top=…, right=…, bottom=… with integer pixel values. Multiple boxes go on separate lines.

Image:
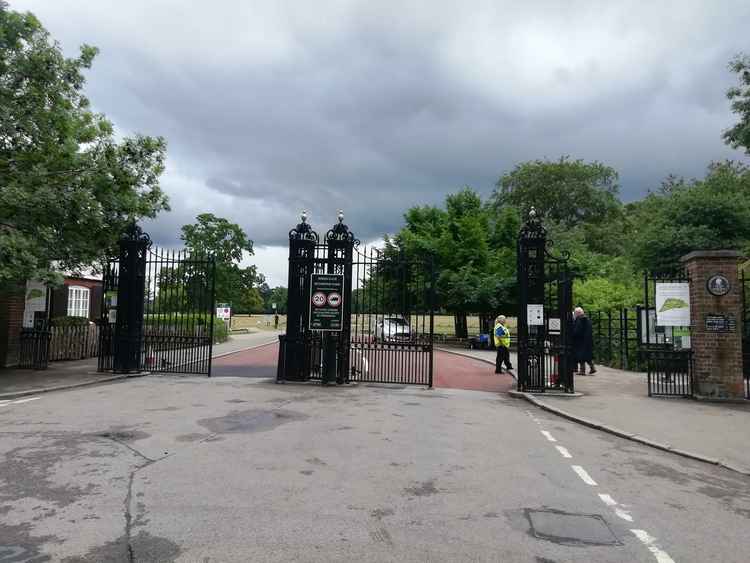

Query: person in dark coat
left=572, top=307, right=596, bottom=375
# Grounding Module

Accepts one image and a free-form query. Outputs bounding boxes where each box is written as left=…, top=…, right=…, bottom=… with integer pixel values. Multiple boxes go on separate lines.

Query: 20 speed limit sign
left=309, top=274, right=344, bottom=331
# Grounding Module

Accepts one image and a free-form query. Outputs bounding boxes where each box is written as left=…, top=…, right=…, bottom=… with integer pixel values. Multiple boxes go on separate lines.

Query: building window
left=67, top=286, right=90, bottom=318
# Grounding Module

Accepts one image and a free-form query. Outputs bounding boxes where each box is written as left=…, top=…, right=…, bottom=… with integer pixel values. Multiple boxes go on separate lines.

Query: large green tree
left=180, top=213, right=264, bottom=313
left=393, top=188, right=519, bottom=336
left=628, top=161, right=750, bottom=272
left=0, top=3, right=168, bottom=287
left=492, top=157, right=622, bottom=230
left=723, top=53, right=750, bottom=155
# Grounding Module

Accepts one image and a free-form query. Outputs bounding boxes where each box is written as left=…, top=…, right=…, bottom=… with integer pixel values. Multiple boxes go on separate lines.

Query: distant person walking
left=494, top=315, right=513, bottom=374
left=572, top=307, right=596, bottom=375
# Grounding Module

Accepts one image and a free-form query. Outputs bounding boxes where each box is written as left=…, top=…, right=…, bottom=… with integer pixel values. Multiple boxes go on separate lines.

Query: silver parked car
left=375, top=316, right=411, bottom=342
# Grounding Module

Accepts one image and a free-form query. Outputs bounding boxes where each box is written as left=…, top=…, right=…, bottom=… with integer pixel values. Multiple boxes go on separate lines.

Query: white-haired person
left=572, top=307, right=596, bottom=375
left=493, top=315, right=513, bottom=374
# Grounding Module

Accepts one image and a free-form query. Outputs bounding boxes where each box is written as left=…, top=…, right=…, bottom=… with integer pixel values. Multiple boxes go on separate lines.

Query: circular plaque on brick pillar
left=706, top=274, right=731, bottom=297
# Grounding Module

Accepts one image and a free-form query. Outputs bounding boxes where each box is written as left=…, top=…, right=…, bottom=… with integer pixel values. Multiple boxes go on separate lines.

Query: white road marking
left=12, top=397, right=40, bottom=404
left=540, top=430, right=557, bottom=442
left=0, top=397, right=40, bottom=407
left=631, top=529, right=675, bottom=563
left=555, top=445, right=572, bottom=458
left=571, top=465, right=597, bottom=486
left=598, top=494, right=633, bottom=522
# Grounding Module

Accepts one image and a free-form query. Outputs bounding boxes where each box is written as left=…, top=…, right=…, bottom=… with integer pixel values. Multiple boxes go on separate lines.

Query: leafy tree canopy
left=180, top=214, right=263, bottom=313
left=0, top=3, right=168, bottom=287
left=723, top=53, right=750, bottom=155
left=492, top=157, right=621, bottom=229
left=628, top=161, right=750, bottom=271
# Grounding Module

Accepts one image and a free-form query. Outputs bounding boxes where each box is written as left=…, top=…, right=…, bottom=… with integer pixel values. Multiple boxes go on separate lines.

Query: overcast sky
left=13, top=0, right=750, bottom=286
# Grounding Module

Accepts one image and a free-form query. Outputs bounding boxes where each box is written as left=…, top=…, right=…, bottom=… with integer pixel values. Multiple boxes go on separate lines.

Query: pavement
left=0, top=332, right=281, bottom=400
left=440, top=346, right=750, bottom=475
left=1, top=347, right=748, bottom=562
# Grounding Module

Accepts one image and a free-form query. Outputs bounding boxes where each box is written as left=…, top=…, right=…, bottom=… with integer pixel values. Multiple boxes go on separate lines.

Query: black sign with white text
left=309, top=274, right=344, bottom=331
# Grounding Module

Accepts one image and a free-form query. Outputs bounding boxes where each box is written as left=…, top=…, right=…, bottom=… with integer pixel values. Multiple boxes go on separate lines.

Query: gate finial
left=519, top=206, right=546, bottom=239
left=290, top=210, right=318, bottom=241
left=327, top=209, right=357, bottom=243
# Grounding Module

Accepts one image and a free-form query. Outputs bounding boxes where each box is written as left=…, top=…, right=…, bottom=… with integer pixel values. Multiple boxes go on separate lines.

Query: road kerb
left=509, top=390, right=750, bottom=477
left=0, top=373, right=147, bottom=401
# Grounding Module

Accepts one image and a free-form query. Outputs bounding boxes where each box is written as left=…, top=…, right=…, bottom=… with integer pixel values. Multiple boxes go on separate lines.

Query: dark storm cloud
left=12, top=0, right=750, bottom=251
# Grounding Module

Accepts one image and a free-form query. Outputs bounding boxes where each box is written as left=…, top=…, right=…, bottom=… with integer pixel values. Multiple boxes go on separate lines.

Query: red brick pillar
left=0, top=284, right=26, bottom=368
left=680, top=250, right=746, bottom=400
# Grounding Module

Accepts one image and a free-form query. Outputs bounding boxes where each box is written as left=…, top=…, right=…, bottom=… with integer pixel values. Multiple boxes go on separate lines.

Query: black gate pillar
left=113, top=223, right=150, bottom=373
left=324, top=211, right=355, bottom=384
left=517, top=208, right=548, bottom=391
left=278, top=212, right=318, bottom=382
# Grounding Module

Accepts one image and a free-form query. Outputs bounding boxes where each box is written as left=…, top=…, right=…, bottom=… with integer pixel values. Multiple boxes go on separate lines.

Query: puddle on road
left=197, top=409, right=307, bottom=434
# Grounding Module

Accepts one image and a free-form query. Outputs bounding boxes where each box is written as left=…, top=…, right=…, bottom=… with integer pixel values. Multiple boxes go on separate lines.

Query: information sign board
left=655, top=283, right=691, bottom=327
left=527, top=304, right=544, bottom=326
left=309, top=274, right=344, bottom=331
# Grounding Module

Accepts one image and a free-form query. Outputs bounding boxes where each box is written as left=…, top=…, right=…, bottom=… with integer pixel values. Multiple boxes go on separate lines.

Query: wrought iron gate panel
left=641, top=270, right=693, bottom=398
left=98, top=225, right=216, bottom=376
left=517, top=209, right=574, bottom=393
left=348, top=246, right=435, bottom=386
left=278, top=213, right=435, bottom=386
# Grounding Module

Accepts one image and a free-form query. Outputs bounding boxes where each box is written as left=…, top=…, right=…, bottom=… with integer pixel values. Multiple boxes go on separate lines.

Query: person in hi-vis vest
left=493, top=315, right=513, bottom=374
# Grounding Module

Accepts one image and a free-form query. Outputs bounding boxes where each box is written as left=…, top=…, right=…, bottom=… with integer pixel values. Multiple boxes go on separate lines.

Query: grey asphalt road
left=0, top=374, right=748, bottom=562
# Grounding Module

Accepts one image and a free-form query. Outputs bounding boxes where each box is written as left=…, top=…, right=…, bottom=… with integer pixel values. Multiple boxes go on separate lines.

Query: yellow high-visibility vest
left=494, top=322, right=511, bottom=348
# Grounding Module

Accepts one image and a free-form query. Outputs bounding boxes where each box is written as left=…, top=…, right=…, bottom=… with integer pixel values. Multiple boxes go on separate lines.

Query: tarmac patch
left=404, top=479, right=439, bottom=497
left=525, top=508, right=621, bottom=546
left=175, top=433, right=209, bottom=443
left=197, top=409, right=307, bottom=434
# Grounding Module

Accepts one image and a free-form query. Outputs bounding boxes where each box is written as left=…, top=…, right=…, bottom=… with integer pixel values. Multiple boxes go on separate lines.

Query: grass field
left=229, top=314, right=516, bottom=336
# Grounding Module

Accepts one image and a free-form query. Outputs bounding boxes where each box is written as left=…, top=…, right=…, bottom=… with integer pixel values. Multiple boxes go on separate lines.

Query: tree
left=492, top=157, right=621, bottom=229
left=392, top=188, right=520, bottom=336
left=0, top=3, right=168, bottom=287
left=723, top=53, right=750, bottom=155
left=628, top=161, right=750, bottom=271
left=180, top=214, right=262, bottom=311
left=266, top=286, right=288, bottom=314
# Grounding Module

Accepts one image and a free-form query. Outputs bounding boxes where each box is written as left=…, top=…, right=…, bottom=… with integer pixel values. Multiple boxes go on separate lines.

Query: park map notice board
left=655, top=282, right=691, bottom=326
left=309, top=274, right=344, bottom=331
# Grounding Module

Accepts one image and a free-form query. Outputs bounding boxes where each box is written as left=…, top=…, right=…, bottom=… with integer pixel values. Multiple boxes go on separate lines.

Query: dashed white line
left=540, top=430, right=557, bottom=442
left=555, top=445, right=572, bottom=458
left=598, top=494, right=633, bottom=522
left=571, top=465, right=597, bottom=486
left=0, top=397, right=40, bottom=407
left=631, top=529, right=676, bottom=563
left=12, top=397, right=40, bottom=404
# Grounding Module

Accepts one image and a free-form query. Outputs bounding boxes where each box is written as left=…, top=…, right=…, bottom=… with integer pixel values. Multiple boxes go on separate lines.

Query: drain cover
left=526, top=509, right=621, bottom=546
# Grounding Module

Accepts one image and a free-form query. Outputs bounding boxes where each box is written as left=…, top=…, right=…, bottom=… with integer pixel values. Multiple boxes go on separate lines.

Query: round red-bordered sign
left=312, top=292, right=327, bottom=307
left=327, top=292, right=342, bottom=307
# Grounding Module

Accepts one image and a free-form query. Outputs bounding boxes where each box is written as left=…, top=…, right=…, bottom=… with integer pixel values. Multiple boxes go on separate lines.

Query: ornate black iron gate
left=641, top=270, right=694, bottom=397
left=98, top=224, right=217, bottom=375
left=516, top=209, right=575, bottom=393
left=277, top=213, right=435, bottom=386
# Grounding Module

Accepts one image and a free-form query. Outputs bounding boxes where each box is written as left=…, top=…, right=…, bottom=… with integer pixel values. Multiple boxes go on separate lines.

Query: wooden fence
left=48, top=324, right=100, bottom=361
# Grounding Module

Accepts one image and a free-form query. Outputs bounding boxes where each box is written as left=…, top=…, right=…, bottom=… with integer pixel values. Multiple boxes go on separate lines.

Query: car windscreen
left=384, top=318, right=407, bottom=326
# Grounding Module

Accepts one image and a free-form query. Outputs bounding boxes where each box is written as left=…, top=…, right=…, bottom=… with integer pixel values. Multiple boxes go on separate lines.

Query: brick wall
left=681, top=250, right=745, bottom=399
left=0, top=285, right=26, bottom=368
